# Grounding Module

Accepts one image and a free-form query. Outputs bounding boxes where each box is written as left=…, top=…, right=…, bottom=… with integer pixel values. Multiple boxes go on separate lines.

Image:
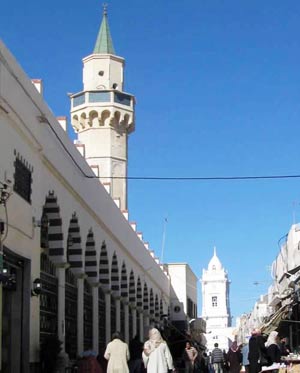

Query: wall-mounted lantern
left=31, top=278, right=42, bottom=296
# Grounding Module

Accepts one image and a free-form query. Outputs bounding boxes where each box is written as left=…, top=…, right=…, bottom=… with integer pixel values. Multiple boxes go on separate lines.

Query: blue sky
left=2, top=0, right=300, bottom=320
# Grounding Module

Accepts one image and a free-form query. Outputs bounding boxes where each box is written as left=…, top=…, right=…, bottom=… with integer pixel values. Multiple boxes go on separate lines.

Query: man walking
left=248, top=329, right=266, bottom=373
left=211, top=343, right=224, bottom=373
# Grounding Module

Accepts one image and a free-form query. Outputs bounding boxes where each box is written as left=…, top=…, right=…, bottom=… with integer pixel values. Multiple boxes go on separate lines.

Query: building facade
left=201, top=248, right=233, bottom=351
left=0, top=10, right=173, bottom=372
left=236, top=223, right=300, bottom=348
left=167, top=263, right=198, bottom=331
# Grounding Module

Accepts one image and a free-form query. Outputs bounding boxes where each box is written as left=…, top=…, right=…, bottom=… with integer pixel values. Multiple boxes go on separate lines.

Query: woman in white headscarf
left=265, top=331, right=281, bottom=364
left=142, top=328, right=175, bottom=373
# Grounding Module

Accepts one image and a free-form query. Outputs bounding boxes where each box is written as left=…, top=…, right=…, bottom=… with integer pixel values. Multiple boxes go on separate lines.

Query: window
left=72, top=93, right=85, bottom=107
left=114, top=92, right=131, bottom=106
left=212, top=265, right=216, bottom=270
left=187, top=297, right=195, bottom=318
left=14, top=156, right=32, bottom=203
left=212, top=296, right=218, bottom=307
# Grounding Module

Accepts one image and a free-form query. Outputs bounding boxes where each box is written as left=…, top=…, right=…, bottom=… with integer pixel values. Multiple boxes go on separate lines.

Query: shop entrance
left=2, top=249, right=30, bottom=373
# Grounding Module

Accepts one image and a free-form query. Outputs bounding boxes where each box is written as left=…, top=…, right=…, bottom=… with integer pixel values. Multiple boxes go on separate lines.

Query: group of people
left=75, top=327, right=289, bottom=373
left=77, top=328, right=175, bottom=373
left=247, top=329, right=289, bottom=373
left=210, top=329, right=290, bottom=373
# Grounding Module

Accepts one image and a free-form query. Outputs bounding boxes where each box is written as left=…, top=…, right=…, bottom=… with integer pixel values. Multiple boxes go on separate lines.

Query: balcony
left=72, top=90, right=133, bottom=108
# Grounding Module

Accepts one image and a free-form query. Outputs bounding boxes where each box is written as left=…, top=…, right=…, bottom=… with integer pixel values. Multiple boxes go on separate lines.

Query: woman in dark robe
left=227, top=342, right=242, bottom=373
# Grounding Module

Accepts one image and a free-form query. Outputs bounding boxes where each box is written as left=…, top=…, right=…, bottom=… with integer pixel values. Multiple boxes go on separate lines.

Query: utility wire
left=40, top=122, right=300, bottom=182
left=42, top=120, right=300, bottom=183
left=3, top=50, right=300, bottom=184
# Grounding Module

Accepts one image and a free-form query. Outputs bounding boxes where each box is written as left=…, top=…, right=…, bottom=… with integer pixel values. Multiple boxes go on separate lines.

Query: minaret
left=201, top=248, right=232, bottom=351
left=70, top=6, right=135, bottom=210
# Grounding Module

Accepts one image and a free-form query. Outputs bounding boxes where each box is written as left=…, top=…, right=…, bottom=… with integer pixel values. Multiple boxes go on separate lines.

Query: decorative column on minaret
left=70, top=6, right=135, bottom=211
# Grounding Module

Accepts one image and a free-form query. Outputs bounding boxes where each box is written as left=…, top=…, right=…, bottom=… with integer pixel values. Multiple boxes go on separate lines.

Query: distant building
left=167, top=263, right=198, bottom=331
left=236, top=223, right=300, bottom=347
left=201, top=248, right=234, bottom=351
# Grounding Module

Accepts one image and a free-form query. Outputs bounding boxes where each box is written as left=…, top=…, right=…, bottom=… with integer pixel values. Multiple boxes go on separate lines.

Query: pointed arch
left=67, top=212, right=83, bottom=275
left=121, top=262, right=128, bottom=300
left=136, top=277, right=142, bottom=309
left=85, top=229, right=98, bottom=283
left=129, top=271, right=136, bottom=305
left=99, top=242, right=109, bottom=290
left=143, top=283, right=149, bottom=312
left=42, top=191, right=64, bottom=263
left=111, top=252, right=120, bottom=295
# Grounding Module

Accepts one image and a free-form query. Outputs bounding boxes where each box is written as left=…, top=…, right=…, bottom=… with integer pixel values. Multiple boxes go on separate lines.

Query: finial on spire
left=213, top=246, right=217, bottom=256
left=103, top=3, right=108, bottom=15
left=94, top=2, right=115, bottom=54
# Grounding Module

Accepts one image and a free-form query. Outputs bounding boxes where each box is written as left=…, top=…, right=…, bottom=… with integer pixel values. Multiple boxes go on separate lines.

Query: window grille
left=13, top=156, right=32, bottom=203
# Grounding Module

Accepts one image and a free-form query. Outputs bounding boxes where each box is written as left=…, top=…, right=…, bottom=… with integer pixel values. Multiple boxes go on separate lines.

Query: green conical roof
left=93, top=8, right=115, bottom=55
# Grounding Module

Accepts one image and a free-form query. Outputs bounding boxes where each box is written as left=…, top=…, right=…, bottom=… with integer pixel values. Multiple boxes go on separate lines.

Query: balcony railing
left=72, top=90, right=133, bottom=108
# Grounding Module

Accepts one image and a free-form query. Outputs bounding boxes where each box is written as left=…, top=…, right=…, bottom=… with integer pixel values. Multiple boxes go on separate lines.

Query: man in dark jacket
left=248, top=329, right=267, bottom=373
left=211, top=343, right=224, bottom=373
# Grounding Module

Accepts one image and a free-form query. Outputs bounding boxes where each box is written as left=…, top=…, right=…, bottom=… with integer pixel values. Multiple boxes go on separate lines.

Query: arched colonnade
left=39, top=191, right=167, bottom=359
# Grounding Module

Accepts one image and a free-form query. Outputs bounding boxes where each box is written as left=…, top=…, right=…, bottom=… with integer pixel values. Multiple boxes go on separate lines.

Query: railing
left=72, top=91, right=133, bottom=108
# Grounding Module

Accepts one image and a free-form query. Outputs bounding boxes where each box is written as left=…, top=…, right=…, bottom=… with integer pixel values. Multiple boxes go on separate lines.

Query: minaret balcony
left=71, top=90, right=134, bottom=109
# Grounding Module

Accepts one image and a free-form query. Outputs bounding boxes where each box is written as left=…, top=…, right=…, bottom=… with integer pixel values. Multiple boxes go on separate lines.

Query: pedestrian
left=265, top=331, right=281, bottom=365
left=227, top=342, right=242, bottom=373
left=104, top=332, right=130, bottom=373
left=208, top=352, right=214, bottom=373
left=241, top=343, right=250, bottom=373
left=200, top=352, right=209, bottom=373
left=211, top=343, right=224, bottom=373
left=183, top=341, right=198, bottom=373
left=78, top=349, right=103, bottom=373
left=248, top=329, right=267, bottom=373
left=223, top=349, right=229, bottom=373
left=279, top=338, right=290, bottom=357
left=128, top=335, right=144, bottom=373
left=142, top=328, right=175, bottom=373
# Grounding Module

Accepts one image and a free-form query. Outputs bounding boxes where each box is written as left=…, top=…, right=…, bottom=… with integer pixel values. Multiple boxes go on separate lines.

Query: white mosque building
left=201, top=248, right=235, bottom=351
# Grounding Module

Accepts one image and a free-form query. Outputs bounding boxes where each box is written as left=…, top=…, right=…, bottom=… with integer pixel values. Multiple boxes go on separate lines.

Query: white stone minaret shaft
left=201, top=248, right=232, bottom=351
left=70, top=9, right=135, bottom=210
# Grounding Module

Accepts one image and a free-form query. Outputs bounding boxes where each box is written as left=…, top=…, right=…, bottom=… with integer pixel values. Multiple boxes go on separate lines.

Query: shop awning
left=261, top=304, right=291, bottom=335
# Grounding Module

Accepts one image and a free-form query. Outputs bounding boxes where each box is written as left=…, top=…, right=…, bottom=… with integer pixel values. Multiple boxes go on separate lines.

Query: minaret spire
left=213, top=246, right=217, bottom=256
left=94, top=3, right=115, bottom=54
